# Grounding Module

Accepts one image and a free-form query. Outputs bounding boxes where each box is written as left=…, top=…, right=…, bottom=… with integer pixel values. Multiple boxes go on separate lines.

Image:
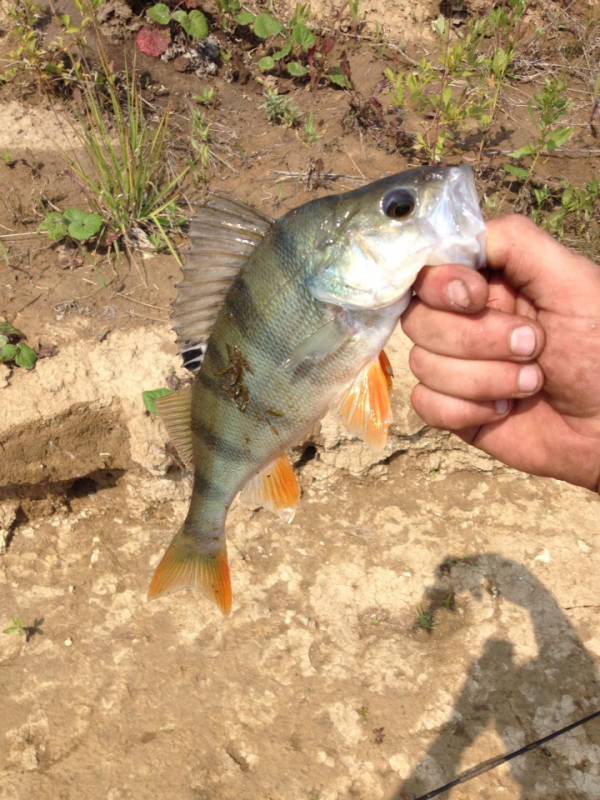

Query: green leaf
left=3, top=619, right=26, bottom=636
left=14, top=343, right=37, bottom=370
left=143, top=387, right=174, bottom=415
left=491, top=47, right=510, bottom=79
left=235, top=10, right=255, bottom=25
left=273, top=41, right=292, bottom=61
left=148, top=3, right=171, bottom=25
left=64, top=209, right=104, bottom=242
left=38, top=212, right=67, bottom=242
left=545, top=126, right=573, bottom=151
left=187, top=10, right=209, bottom=40
left=291, top=21, right=316, bottom=52
left=0, top=320, right=25, bottom=340
left=504, top=164, right=529, bottom=180
left=0, top=342, right=18, bottom=362
left=258, top=56, right=276, bottom=72
left=253, top=13, right=282, bottom=39
left=287, top=61, right=309, bottom=77
left=508, top=145, right=535, bottom=159
left=432, top=14, right=447, bottom=37
left=328, top=65, right=352, bottom=89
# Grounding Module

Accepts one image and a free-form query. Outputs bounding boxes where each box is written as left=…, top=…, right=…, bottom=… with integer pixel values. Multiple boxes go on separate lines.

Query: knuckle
left=408, top=345, right=422, bottom=375
left=505, top=213, right=537, bottom=237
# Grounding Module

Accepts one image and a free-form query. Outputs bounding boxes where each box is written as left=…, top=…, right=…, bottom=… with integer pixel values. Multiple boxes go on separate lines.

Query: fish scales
left=149, top=166, right=486, bottom=614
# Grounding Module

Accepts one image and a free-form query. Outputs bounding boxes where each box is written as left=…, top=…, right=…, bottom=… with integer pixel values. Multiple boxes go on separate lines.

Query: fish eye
left=382, top=189, right=415, bottom=220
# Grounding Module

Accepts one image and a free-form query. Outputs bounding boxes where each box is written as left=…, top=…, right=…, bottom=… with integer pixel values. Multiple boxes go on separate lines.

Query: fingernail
left=495, top=399, right=509, bottom=415
left=518, top=364, right=540, bottom=393
left=447, top=279, right=470, bottom=309
left=510, top=325, right=536, bottom=356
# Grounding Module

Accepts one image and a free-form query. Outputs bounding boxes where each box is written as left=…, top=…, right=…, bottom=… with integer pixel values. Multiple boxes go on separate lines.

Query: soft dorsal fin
left=156, top=385, right=194, bottom=466
left=174, top=196, right=273, bottom=371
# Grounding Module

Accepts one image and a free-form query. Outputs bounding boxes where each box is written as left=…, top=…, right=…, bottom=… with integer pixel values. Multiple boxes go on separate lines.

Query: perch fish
left=149, top=165, right=485, bottom=614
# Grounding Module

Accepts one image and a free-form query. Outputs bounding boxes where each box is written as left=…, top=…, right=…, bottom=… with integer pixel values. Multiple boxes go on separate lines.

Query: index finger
left=486, top=214, right=599, bottom=312
left=412, top=264, right=489, bottom=313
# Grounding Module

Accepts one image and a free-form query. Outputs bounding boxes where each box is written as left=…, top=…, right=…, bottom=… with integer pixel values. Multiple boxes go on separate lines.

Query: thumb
left=485, top=214, right=600, bottom=314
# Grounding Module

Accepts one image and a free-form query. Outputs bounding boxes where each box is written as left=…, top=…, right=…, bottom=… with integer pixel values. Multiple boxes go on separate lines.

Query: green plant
left=194, top=87, right=219, bottom=107
left=505, top=78, right=573, bottom=183
left=2, top=152, right=16, bottom=166
left=236, top=5, right=351, bottom=89
left=39, top=208, right=104, bottom=243
left=0, top=320, right=37, bottom=369
left=0, top=0, right=102, bottom=92
left=3, top=617, right=43, bottom=641
left=69, top=60, right=188, bottom=258
left=143, top=387, right=174, bottom=415
left=190, top=109, right=213, bottom=175
left=415, top=606, right=435, bottom=632
left=533, top=179, right=599, bottom=240
left=303, top=111, right=320, bottom=143
left=263, top=89, right=302, bottom=127
left=385, top=1, right=526, bottom=161
left=147, top=3, right=209, bottom=40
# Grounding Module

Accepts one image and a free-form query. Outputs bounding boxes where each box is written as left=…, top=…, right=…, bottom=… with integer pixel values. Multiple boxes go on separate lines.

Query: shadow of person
left=396, top=554, right=600, bottom=800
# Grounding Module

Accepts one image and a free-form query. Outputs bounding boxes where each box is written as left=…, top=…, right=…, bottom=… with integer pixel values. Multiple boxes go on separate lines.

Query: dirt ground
left=1, top=1, right=600, bottom=799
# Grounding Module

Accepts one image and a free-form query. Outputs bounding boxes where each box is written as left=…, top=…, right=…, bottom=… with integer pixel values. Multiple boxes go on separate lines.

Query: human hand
left=402, top=214, right=600, bottom=492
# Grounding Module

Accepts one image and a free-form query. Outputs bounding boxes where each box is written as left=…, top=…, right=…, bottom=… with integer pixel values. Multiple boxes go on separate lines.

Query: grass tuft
left=69, top=57, right=188, bottom=260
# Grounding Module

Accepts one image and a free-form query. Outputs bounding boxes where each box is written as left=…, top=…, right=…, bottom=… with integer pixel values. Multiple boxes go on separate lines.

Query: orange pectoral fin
left=240, top=454, right=300, bottom=522
left=148, top=531, right=232, bottom=616
left=338, top=350, right=394, bottom=450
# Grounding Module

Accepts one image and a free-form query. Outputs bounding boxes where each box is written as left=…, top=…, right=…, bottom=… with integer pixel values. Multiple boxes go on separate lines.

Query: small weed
left=0, top=320, right=37, bottom=370
left=263, top=89, right=302, bottom=127
left=385, top=0, right=526, bottom=161
left=505, top=78, right=573, bottom=183
left=3, top=617, right=43, bottom=641
left=2, top=152, right=16, bottom=167
left=190, top=109, right=213, bottom=174
left=147, top=3, right=209, bottom=41
left=69, top=58, right=188, bottom=258
left=303, top=112, right=321, bottom=143
left=415, top=606, right=435, bottom=632
left=238, top=5, right=352, bottom=89
left=194, top=87, right=219, bottom=107
left=0, top=0, right=99, bottom=94
left=357, top=704, right=369, bottom=720
left=39, top=209, right=104, bottom=244
left=533, top=179, right=600, bottom=241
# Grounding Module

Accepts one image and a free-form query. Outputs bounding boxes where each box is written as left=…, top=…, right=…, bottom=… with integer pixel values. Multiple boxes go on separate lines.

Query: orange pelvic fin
left=148, top=529, right=232, bottom=615
left=240, top=454, right=300, bottom=523
left=338, top=350, right=394, bottom=450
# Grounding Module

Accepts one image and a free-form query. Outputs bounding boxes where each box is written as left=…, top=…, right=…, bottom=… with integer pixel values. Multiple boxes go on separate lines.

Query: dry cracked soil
left=1, top=1, right=600, bottom=798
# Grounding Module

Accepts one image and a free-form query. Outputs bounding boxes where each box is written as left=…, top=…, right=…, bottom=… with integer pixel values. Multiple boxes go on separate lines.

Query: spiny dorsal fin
left=240, top=454, right=301, bottom=523
left=156, top=385, right=194, bottom=466
left=337, top=351, right=394, bottom=450
left=174, top=196, right=273, bottom=372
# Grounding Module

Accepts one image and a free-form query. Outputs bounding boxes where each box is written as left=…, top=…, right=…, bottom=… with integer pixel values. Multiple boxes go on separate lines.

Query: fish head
left=308, top=165, right=486, bottom=310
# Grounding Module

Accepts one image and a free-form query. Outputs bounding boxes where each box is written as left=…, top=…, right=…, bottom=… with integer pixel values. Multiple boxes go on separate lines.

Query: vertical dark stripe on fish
left=192, top=416, right=249, bottom=463
left=192, top=470, right=227, bottom=502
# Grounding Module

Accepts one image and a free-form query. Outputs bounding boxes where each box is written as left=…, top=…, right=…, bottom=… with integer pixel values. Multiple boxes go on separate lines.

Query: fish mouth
left=425, top=166, right=486, bottom=267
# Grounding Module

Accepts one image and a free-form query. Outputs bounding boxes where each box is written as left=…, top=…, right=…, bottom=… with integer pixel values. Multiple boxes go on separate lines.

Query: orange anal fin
left=240, top=454, right=300, bottom=523
left=338, top=351, right=394, bottom=450
left=148, top=531, right=232, bottom=616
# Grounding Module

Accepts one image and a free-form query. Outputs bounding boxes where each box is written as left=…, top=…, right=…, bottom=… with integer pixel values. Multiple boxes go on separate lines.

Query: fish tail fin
left=148, top=528, right=232, bottom=616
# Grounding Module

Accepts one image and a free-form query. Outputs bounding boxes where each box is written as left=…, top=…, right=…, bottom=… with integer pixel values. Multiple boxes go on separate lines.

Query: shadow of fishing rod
left=395, top=553, right=600, bottom=800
